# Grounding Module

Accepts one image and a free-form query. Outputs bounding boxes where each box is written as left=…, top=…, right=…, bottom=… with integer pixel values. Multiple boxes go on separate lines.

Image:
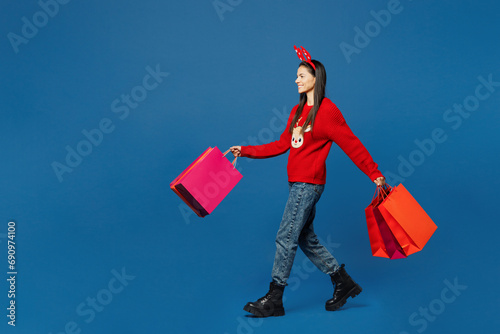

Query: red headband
left=294, top=45, right=316, bottom=70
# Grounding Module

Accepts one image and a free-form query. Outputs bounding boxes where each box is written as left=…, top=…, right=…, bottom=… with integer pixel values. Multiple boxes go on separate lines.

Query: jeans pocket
left=313, top=184, right=324, bottom=196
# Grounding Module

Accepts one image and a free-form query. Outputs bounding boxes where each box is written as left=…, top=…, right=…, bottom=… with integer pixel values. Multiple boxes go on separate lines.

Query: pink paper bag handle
left=223, top=149, right=239, bottom=169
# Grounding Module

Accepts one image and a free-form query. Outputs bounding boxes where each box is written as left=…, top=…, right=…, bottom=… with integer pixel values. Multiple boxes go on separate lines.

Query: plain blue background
left=1, top=0, right=499, bottom=333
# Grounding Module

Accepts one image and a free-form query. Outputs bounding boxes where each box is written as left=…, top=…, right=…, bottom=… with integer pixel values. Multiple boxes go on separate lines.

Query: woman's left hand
left=373, top=176, right=386, bottom=186
left=230, top=146, right=241, bottom=157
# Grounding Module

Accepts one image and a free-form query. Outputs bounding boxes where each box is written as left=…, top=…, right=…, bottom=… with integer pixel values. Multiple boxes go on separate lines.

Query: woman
left=230, top=46, right=385, bottom=317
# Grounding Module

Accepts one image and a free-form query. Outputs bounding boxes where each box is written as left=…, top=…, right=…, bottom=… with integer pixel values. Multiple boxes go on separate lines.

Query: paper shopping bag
left=373, top=206, right=407, bottom=259
left=170, top=147, right=213, bottom=216
left=378, top=184, right=437, bottom=253
left=365, top=185, right=407, bottom=259
left=170, top=147, right=242, bottom=217
left=365, top=188, right=390, bottom=258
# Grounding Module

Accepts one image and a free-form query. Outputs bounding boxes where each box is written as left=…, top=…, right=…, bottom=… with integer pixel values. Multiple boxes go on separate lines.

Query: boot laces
left=258, top=291, right=272, bottom=303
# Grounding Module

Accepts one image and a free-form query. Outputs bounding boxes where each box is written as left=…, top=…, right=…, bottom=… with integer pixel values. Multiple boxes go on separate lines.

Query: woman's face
left=295, top=66, right=316, bottom=95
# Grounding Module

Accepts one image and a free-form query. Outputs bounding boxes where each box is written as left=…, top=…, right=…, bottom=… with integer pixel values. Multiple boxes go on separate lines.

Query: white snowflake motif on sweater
left=291, top=117, right=312, bottom=149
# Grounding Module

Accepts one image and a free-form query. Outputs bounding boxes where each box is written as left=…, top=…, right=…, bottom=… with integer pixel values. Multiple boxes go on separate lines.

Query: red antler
left=293, top=45, right=316, bottom=70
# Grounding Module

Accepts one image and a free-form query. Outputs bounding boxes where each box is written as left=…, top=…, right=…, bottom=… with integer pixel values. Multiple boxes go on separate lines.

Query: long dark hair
left=288, top=59, right=326, bottom=134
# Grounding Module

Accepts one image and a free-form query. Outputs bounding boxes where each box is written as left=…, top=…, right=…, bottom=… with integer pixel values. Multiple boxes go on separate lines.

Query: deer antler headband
left=293, top=45, right=316, bottom=70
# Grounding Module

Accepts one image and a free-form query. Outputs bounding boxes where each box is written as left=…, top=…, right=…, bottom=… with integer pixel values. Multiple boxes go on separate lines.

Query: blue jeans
left=271, top=182, right=339, bottom=286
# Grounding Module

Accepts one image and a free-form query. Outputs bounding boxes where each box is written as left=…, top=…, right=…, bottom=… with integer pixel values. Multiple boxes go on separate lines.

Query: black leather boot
left=325, top=264, right=362, bottom=311
left=243, top=282, right=285, bottom=317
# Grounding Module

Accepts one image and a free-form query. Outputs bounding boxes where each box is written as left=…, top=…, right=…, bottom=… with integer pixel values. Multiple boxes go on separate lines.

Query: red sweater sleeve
left=240, top=108, right=295, bottom=159
left=325, top=103, right=384, bottom=181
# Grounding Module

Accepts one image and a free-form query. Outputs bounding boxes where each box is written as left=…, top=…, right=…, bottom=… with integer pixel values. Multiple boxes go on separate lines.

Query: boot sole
left=325, top=284, right=362, bottom=311
left=243, top=304, right=285, bottom=317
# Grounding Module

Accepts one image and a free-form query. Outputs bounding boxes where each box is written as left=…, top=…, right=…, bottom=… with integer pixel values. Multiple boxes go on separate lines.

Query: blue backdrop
left=1, top=0, right=499, bottom=333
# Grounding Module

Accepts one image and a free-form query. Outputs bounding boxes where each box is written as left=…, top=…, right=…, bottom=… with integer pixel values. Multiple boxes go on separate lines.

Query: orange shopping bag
left=377, top=184, right=437, bottom=255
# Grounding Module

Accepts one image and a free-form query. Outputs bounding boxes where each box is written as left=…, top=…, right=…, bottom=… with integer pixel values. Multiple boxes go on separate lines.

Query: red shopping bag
left=365, top=184, right=437, bottom=259
left=377, top=184, right=437, bottom=254
left=373, top=205, right=407, bottom=259
left=170, top=147, right=242, bottom=217
left=365, top=187, right=390, bottom=258
left=365, top=186, right=407, bottom=259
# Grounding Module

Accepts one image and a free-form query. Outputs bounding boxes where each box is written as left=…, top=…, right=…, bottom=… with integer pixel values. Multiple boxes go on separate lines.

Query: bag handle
left=371, top=184, right=392, bottom=203
left=377, top=184, right=392, bottom=199
left=223, top=149, right=238, bottom=169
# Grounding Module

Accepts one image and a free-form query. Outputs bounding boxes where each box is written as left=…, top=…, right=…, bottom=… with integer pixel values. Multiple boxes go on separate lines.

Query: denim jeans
left=271, top=182, right=339, bottom=286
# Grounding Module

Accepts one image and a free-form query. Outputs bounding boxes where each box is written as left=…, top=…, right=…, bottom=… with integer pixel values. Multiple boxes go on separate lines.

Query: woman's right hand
left=373, top=176, right=386, bottom=186
left=230, top=146, right=241, bottom=157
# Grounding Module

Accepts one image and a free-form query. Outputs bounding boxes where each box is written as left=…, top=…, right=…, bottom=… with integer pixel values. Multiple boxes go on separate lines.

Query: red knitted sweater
left=240, top=98, right=383, bottom=184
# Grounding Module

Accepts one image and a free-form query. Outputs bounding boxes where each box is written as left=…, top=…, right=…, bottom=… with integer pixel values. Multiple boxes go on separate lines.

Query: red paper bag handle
left=371, top=184, right=392, bottom=204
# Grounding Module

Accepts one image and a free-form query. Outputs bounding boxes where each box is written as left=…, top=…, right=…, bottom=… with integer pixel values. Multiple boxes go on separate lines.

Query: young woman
left=230, top=46, right=385, bottom=317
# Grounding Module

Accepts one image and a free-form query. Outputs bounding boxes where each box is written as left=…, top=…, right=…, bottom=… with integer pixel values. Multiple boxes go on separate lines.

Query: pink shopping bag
left=170, top=147, right=242, bottom=217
